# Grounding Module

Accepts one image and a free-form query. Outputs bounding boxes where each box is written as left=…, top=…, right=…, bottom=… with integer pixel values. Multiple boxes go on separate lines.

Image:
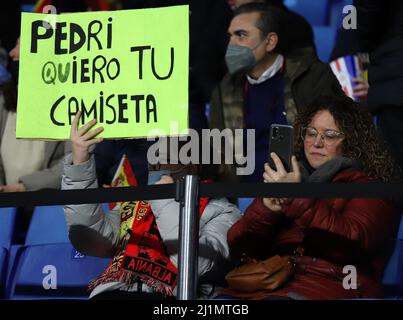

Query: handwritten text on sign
left=16, top=6, right=189, bottom=139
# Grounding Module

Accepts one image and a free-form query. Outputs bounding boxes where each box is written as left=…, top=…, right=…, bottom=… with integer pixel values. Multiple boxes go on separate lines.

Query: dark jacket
left=220, top=170, right=398, bottom=299
left=355, top=0, right=403, bottom=110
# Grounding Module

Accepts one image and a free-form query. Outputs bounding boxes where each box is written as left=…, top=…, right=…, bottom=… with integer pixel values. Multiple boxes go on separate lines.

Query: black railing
left=1, top=178, right=403, bottom=300
left=1, top=182, right=403, bottom=208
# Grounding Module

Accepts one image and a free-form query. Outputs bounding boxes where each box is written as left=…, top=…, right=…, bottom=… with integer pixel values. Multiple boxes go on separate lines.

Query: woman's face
left=303, top=110, right=344, bottom=169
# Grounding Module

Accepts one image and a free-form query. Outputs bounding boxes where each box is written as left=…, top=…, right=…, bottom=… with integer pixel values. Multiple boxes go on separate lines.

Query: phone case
left=268, top=124, right=294, bottom=172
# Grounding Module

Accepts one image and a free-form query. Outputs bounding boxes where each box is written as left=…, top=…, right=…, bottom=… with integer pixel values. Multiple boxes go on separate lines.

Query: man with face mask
left=209, top=3, right=344, bottom=183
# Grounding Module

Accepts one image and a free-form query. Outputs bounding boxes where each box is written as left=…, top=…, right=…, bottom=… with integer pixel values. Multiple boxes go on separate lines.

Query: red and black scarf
left=88, top=198, right=209, bottom=296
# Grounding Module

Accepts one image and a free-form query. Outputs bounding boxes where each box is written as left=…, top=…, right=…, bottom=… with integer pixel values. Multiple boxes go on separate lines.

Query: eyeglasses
left=301, top=127, right=344, bottom=146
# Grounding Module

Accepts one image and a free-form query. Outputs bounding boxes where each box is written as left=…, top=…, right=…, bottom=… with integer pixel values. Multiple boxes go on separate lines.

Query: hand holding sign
left=70, top=110, right=104, bottom=165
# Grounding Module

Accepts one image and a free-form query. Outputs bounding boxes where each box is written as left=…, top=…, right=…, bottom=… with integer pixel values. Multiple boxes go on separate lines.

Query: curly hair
left=293, top=96, right=400, bottom=182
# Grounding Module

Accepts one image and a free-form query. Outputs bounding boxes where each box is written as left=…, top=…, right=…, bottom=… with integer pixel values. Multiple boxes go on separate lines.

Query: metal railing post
left=175, top=175, right=200, bottom=300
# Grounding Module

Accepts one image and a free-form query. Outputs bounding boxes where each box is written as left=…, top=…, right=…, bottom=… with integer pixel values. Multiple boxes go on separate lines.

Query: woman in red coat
left=220, top=95, right=400, bottom=299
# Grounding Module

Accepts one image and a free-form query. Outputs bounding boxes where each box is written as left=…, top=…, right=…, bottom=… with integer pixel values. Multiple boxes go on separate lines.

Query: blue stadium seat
left=7, top=243, right=110, bottom=299
left=6, top=205, right=111, bottom=299
left=25, top=205, right=109, bottom=245
left=313, top=26, right=338, bottom=62
left=25, top=205, right=69, bottom=245
left=398, top=215, right=403, bottom=241
left=383, top=240, right=403, bottom=299
left=382, top=215, right=403, bottom=298
left=0, top=207, right=18, bottom=298
left=399, top=242, right=403, bottom=292
left=6, top=205, right=68, bottom=297
left=238, top=198, right=255, bottom=214
left=0, top=247, right=7, bottom=298
left=0, top=207, right=18, bottom=249
left=285, top=0, right=330, bottom=26
left=5, top=244, right=24, bottom=298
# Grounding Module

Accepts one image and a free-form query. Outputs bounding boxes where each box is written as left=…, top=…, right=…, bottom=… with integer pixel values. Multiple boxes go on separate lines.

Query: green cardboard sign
left=16, top=6, right=189, bottom=140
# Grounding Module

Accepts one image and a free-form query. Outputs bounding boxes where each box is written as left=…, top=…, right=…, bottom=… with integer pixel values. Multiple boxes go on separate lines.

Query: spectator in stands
left=355, top=0, right=403, bottom=173
left=62, top=111, right=241, bottom=299
left=218, top=95, right=400, bottom=299
left=0, top=38, right=70, bottom=192
left=209, top=3, right=344, bottom=182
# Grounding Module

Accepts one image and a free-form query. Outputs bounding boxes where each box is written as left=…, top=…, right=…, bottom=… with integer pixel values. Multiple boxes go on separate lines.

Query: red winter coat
left=220, top=170, right=399, bottom=300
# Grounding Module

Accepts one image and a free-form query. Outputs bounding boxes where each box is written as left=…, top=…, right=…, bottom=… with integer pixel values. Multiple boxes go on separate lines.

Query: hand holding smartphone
left=263, top=124, right=300, bottom=212
left=268, top=124, right=294, bottom=172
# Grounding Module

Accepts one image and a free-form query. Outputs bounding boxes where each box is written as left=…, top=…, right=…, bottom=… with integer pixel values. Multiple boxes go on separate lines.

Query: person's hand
left=262, top=197, right=286, bottom=212
left=0, top=183, right=26, bottom=192
left=70, top=110, right=104, bottom=165
left=262, top=153, right=301, bottom=212
left=352, top=76, right=369, bottom=99
left=9, top=37, right=20, bottom=61
left=155, top=175, right=174, bottom=185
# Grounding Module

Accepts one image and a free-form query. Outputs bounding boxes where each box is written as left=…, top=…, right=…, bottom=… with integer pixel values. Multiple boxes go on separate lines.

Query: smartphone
left=268, top=124, right=294, bottom=172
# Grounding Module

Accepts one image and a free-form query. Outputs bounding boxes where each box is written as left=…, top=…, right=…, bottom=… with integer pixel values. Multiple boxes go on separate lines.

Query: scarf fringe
left=138, top=274, right=174, bottom=296
left=88, top=269, right=174, bottom=296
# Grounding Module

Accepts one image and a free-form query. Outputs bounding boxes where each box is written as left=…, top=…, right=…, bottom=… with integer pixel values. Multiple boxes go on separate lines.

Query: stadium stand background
left=1, top=0, right=402, bottom=300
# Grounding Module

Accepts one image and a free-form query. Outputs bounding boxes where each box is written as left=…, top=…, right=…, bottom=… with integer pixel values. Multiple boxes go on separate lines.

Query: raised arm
left=62, top=111, right=120, bottom=258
